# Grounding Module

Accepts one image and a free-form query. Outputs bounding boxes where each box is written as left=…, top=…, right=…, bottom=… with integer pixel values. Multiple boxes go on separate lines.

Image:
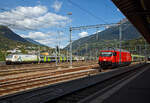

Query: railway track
left=0, top=65, right=98, bottom=82
left=0, top=66, right=56, bottom=76
left=0, top=61, right=99, bottom=77
left=0, top=61, right=140, bottom=77
left=0, top=65, right=99, bottom=97
left=0, top=61, right=98, bottom=69
left=47, top=63, right=148, bottom=103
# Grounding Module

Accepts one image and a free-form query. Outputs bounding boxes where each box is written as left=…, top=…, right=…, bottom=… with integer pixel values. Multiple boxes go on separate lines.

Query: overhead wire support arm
left=71, top=22, right=131, bottom=31
left=71, top=23, right=119, bottom=31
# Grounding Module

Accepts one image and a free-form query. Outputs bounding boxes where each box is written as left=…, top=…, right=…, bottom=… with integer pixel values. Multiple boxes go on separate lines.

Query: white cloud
left=21, top=31, right=68, bottom=47
left=117, top=8, right=120, bottom=12
left=0, top=5, right=70, bottom=30
left=51, top=0, right=62, bottom=12
left=78, top=31, right=88, bottom=38
left=23, top=32, right=53, bottom=40
left=93, top=30, right=103, bottom=34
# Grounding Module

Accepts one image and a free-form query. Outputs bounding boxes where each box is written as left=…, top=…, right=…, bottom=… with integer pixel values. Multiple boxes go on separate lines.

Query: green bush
left=0, top=51, right=5, bottom=61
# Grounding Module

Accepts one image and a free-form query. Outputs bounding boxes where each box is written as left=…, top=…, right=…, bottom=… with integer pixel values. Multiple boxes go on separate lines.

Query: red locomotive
left=98, top=49, right=132, bottom=71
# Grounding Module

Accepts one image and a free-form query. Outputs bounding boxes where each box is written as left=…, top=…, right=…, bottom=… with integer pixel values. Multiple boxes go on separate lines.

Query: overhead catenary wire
left=67, top=0, right=108, bottom=24
left=71, top=22, right=131, bottom=31
left=102, top=0, right=122, bottom=18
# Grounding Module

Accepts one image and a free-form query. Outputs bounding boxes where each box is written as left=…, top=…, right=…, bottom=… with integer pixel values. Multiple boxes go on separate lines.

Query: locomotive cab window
left=100, top=52, right=113, bottom=57
left=6, top=55, right=13, bottom=58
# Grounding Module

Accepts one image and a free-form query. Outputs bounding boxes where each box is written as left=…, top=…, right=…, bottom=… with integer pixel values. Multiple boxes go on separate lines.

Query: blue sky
left=0, top=0, right=125, bottom=48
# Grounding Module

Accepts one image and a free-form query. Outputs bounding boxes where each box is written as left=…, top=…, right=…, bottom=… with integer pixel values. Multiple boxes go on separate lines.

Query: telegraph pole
left=67, top=48, right=68, bottom=62
left=69, top=27, right=72, bottom=68
left=119, top=24, right=122, bottom=65
left=86, top=43, right=88, bottom=61
left=96, top=27, right=99, bottom=60
left=57, top=30, right=62, bottom=63
left=67, top=12, right=72, bottom=68
left=55, top=46, right=58, bottom=66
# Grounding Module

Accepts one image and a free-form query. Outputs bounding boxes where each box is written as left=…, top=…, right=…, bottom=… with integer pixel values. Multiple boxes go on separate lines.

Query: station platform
left=102, top=64, right=150, bottom=103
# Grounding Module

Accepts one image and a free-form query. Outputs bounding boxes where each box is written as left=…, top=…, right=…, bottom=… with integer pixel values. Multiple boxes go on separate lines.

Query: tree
left=0, top=50, right=5, bottom=61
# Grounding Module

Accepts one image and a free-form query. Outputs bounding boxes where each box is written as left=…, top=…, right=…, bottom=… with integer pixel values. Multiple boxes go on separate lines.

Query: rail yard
left=0, top=0, right=150, bottom=103
left=0, top=61, right=99, bottom=96
left=0, top=61, right=148, bottom=103
left=0, top=60, right=145, bottom=100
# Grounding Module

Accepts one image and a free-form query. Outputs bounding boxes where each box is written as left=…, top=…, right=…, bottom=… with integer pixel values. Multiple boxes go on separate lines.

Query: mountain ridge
left=0, top=25, right=38, bottom=50
left=0, top=25, right=28, bottom=43
left=25, top=38, right=46, bottom=46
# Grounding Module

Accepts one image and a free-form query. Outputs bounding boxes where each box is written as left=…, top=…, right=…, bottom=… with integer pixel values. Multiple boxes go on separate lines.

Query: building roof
left=112, top=0, right=150, bottom=43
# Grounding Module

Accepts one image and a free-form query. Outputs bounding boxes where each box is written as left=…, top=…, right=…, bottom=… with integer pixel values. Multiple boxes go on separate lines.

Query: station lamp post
left=69, top=27, right=72, bottom=67
left=67, top=12, right=72, bottom=68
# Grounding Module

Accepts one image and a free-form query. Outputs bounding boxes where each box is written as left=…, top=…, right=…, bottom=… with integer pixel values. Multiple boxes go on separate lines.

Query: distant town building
left=27, top=50, right=37, bottom=54
left=25, top=46, right=37, bottom=49
left=7, top=49, right=21, bottom=53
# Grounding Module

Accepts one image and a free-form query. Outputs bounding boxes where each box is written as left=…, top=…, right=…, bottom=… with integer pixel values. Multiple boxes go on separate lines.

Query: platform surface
left=103, top=64, right=150, bottom=103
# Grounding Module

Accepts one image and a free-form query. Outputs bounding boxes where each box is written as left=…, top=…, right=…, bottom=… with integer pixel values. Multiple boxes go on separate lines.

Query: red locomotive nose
left=99, top=56, right=113, bottom=62
left=99, top=51, right=113, bottom=62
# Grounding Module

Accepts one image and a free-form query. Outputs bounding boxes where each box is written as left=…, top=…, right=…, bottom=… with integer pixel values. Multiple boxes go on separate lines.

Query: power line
left=67, top=0, right=108, bottom=23
left=71, top=23, right=118, bottom=31
left=102, top=1, right=122, bottom=18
